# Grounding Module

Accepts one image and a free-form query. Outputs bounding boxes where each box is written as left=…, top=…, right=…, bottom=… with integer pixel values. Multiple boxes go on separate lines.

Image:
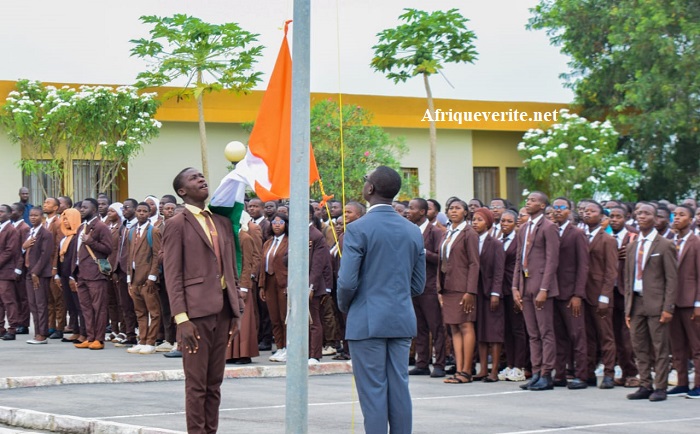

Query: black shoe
left=408, top=357, right=416, bottom=366
left=15, top=326, right=29, bottom=335
left=552, top=378, right=568, bottom=387
left=627, top=386, right=653, bottom=400
left=599, top=376, right=615, bottom=389
left=445, top=365, right=457, bottom=375
left=445, top=355, right=455, bottom=366
left=586, top=377, right=597, bottom=387
left=529, top=373, right=554, bottom=391
left=49, top=331, right=63, bottom=340
left=520, top=373, right=540, bottom=390
left=1, top=332, right=16, bottom=341
left=567, top=378, right=588, bottom=390
left=258, top=342, right=272, bottom=351
left=649, top=389, right=667, bottom=402
left=408, top=367, right=430, bottom=375
left=163, top=349, right=183, bottom=358
left=235, top=357, right=252, bottom=364
left=430, top=367, right=446, bottom=378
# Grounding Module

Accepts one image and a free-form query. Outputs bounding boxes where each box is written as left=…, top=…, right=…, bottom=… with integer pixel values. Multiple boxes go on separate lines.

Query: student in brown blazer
left=125, top=202, right=162, bottom=355
left=42, top=197, right=66, bottom=340
left=551, top=197, right=590, bottom=389
left=438, top=199, right=480, bottom=384
left=624, top=202, right=677, bottom=402
left=512, top=191, right=560, bottom=391
left=57, top=209, right=86, bottom=343
left=472, top=208, right=505, bottom=383
left=10, top=203, right=31, bottom=334
left=308, top=206, right=334, bottom=363
left=259, top=213, right=289, bottom=362
left=406, top=198, right=446, bottom=378
left=607, top=205, right=640, bottom=387
left=71, top=198, right=113, bottom=350
left=667, top=205, right=700, bottom=397
left=105, top=203, right=124, bottom=342
left=23, top=208, right=55, bottom=344
left=246, top=197, right=273, bottom=351
left=162, top=168, right=242, bottom=434
left=0, top=205, right=21, bottom=341
left=583, top=201, right=619, bottom=389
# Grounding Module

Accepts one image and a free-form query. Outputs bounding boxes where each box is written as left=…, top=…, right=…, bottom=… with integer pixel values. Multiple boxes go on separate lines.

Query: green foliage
left=518, top=110, right=640, bottom=203
left=529, top=0, right=700, bottom=201
left=371, top=8, right=478, bottom=83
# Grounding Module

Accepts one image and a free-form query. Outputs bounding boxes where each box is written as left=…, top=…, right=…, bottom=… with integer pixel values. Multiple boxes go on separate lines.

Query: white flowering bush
left=517, top=109, right=640, bottom=202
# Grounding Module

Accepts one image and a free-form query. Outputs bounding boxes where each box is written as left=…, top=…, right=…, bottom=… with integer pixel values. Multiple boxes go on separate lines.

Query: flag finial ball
left=224, top=141, right=247, bottom=163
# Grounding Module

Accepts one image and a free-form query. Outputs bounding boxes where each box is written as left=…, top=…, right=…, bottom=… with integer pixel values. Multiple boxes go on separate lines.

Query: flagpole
left=287, top=1, right=311, bottom=433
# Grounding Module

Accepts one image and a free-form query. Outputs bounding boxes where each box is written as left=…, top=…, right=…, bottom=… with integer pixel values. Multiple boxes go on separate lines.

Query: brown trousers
left=48, top=278, right=66, bottom=331
left=629, top=294, right=671, bottom=390
left=264, top=275, right=286, bottom=350
left=107, top=278, right=122, bottom=334
left=0, top=280, right=19, bottom=334
left=76, top=278, right=109, bottom=343
left=182, top=293, right=233, bottom=434
left=413, top=292, right=446, bottom=369
left=309, top=295, right=324, bottom=360
left=503, top=296, right=529, bottom=369
left=585, top=301, right=617, bottom=378
left=321, top=294, right=341, bottom=344
left=613, top=290, right=638, bottom=378
left=26, top=276, right=50, bottom=337
left=522, top=296, right=556, bottom=375
left=113, top=271, right=137, bottom=339
left=129, top=282, right=162, bottom=346
left=14, top=278, right=30, bottom=328
left=553, top=299, right=588, bottom=380
left=669, top=307, right=700, bottom=387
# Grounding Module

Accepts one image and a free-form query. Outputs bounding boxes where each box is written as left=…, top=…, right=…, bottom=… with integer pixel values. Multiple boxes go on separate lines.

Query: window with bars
left=473, top=167, right=499, bottom=203
left=506, top=167, right=525, bottom=206
left=72, top=160, right=116, bottom=202
left=21, top=160, right=62, bottom=205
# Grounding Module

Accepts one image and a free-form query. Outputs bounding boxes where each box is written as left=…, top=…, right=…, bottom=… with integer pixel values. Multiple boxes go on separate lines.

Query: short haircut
left=137, top=202, right=151, bottom=211
left=608, top=205, right=628, bottom=215
left=501, top=209, right=518, bottom=220
left=59, top=196, right=73, bottom=208
left=676, top=204, right=696, bottom=216
left=124, top=198, right=138, bottom=208
left=173, top=167, right=196, bottom=198
left=83, top=198, right=98, bottom=211
left=249, top=198, right=263, bottom=205
left=531, top=191, right=549, bottom=206
left=11, top=202, right=25, bottom=213
left=469, top=198, right=484, bottom=207
left=46, top=197, right=60, bottom=207
left=553, top=196, right=573, bottom=209
left=445, top=196, right=460, bottom=209
left=411, top=198, right=429, bottom=213
left=586, top=200, right=604, bottom=214
left=369, top=166, right=401, bottom=199
left=657, top=205, right=670, bottom=216
left=0, top=204, right=12, bottom=213
left=346, top=201, right=366, bottom=216
left=427, top=199, right=441, bottom=212
left=97, top=196, right=111, bottom=205
left=29, top=207, right=43, bottom=215
left=490, top=197, right=510, bottom=208
left=161, top=194, right=177, bottom=205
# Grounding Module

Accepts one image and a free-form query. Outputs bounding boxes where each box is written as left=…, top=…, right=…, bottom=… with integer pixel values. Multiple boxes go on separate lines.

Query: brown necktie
left=202, top=211, right=223, bottom=277
left=523, top=221, right=535, bottom=276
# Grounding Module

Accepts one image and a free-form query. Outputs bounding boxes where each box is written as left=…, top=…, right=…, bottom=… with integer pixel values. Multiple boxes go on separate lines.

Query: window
left=21, top=160, right=62, bottom=205
left=72, top=160, right=117, bottom=202
left=473, top=167, right=498, bottom=203
left=400, top=167, right=419, bottom=199
left=506, top=168, right=525, bottom=206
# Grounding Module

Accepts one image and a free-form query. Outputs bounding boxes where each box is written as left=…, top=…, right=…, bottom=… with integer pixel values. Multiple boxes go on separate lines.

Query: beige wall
left=0, top=134, right=23, bottom=205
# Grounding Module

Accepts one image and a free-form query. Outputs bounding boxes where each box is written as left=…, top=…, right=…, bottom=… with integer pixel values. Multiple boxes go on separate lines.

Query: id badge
left=524, top=269, right=529, bottom=278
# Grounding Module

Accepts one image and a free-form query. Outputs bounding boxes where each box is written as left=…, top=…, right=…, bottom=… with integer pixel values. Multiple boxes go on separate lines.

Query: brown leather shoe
left=74, top=340, right=92, bottom=349
left=625, top=377, right=641, bottom=388
left=89, top=341, right=105, bottom=350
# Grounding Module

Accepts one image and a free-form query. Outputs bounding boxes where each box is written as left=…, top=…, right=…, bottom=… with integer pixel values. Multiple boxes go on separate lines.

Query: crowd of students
left=0, top=186, right=698, bottom=403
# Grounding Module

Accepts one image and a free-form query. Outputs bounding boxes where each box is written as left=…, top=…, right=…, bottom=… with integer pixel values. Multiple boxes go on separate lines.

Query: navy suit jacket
left=337, top=204, right=426, bottom=340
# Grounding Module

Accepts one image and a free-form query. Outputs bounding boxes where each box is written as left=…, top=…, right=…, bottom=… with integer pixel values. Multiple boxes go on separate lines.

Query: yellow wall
left=472, top=130, right=526, bottom=199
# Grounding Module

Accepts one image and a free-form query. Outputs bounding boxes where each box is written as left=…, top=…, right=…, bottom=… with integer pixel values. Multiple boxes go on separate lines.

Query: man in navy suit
left=338, top=166, right=426, bottom=434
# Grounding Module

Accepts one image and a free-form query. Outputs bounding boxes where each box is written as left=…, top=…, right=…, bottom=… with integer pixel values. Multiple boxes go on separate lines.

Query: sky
left=0, top=0, right=574, bottom=103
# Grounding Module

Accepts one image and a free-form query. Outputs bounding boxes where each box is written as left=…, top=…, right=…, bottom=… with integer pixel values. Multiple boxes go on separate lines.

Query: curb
left=0, top=362, right=353, bottom=390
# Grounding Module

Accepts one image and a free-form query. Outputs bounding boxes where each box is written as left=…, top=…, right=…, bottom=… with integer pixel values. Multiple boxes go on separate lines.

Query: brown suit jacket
left=614, top=230, right=638, bottom=295
left=501, top=234, right=518, bottom=296
left=675, top=234, right=700, bottom=308
left=479, top=235, right=505, bottom=297
left=239, top=228, right=262, bottom=290
left=585, top=229, right=618, bottom=306
left=162, top=208, right=241, bottom=320
left=107, top=222, right=122, bottom=270
left=513, top=215, right=560, bottom=297
left=13, top=220, right=30, bottom=272
left=556, top=224, right=589, bottom=301
left=422, top=222, right=444, bottom=295
left=72, top=218, right=113, bottom=281
left=624, top=233, right=678, bottom=316
left=309, top=226, right=333, bottom=297
left=258, top=235, right=289, bottom=291
left=437, top=225, right=480, bottom=295
left=116, top=223, right=131, bottom=274
left=127, top=223, right=162, bottom=286
left=0, top=224, right=21, bottom=280
left=25, top=226, right=54, bottom=278
left=46, top=216, right=62, bottom=269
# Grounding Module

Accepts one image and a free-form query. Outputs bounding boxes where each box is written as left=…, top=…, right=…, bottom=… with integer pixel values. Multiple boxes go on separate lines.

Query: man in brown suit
left=583, top=201, right=619, bottom=389
left=10, top=203, right=30, bottom=334
left=0, top=205, right=21, bottom=341
left=23, top=207, right=55, bottom=344
left=163, top=167, right=242, bottom=434
left=43, top=197, right=66, bottom=340
left=246, top=197, right=273, bottom=351
left=551, top=197, right=589, bottom=389
left=308, top=205, right=334, bottom=364
left=512, top=191, right=560, bottom=391
left=71, top=198, right=113, bottom=350
left=625, top=202, right=677, bottom=402
left=667, top=205, right=700, bottom=397
left=407, top=198, right=446, bottom=378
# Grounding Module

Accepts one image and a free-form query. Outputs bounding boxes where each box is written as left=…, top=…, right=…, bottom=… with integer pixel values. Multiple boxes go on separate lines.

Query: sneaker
left=127, top=344, right=145, bottom=354
left=308, top=358, right=320, bottom=366
left=112, top=333, right=127, bottom=344
left=105, top=332, right=118, bottom=342
left=667, top=385, right=690, bottom=397
left=27, top=337, right=48, bottom=345
left=115, top=338, right=138, bottom=348
left=686, top=386, right=700, bottom=399
left=322, top=346, right=337, bottom=356
left=498, top=367, right=512, bottom=381
left=155, top=341, right=173, bottom=352
left=506, top=367, right=527, bottom=382
left=277, top=348, right=287, bottom=362
left=668, top=370, right=678, bottom=386
left=139, top=345, right=157, bottom=354
left=594, top=364, right=604, bottom=377
left=270, top=348, right=285, bottom=362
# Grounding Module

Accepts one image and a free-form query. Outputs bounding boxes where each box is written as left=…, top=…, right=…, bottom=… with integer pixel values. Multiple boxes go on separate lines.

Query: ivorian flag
left=210, top=21, right=320, bottom=273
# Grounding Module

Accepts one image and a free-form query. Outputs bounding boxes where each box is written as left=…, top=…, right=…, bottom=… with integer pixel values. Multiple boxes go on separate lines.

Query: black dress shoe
left=520, top=373, right=540, bottom=390
left=258, top=342, right=272, bottom=351
left=553, top=378, right=568, bottom=387
left=408, top=357, right=416, bottom=366
left=586, top=377, right=597, bottom=387
left=49, top=331, right=63, bottom=339
left=235, top=357, right=252, bottom=364
left=529, top=373, right=554, bottom=391
left=408, top=367, right=431, bottom=375
left=15, top=326, right=29, bottom=335
left=163, top=349, right=183, bottom=358
left=567, top=378, right=588, bottom=390
left=430, top=367, right=446, bottom=378
left=627, top=386, right=653, bottom=400
left=649, top=389, right=667, bottom=402
left=2, top=333, right=16, bottom=341
left=599, top=376, right=615, bottom=389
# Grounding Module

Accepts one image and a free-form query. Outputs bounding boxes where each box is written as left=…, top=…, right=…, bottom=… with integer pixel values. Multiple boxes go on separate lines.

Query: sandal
left=444, top=372, right=471, bottom=384
left=473, top=374, right=487, bottom=381
left=483, top=376, right=499, bottom=383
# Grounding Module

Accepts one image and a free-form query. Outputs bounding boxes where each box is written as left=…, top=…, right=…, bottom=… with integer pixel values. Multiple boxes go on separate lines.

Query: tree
left=529, top=0, right=700, bottom=201
left=518, top=109, right=640, bottom=203
left=371, top=8, right=478, bottom=197
left=130, top=14, right=264, bottom=181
